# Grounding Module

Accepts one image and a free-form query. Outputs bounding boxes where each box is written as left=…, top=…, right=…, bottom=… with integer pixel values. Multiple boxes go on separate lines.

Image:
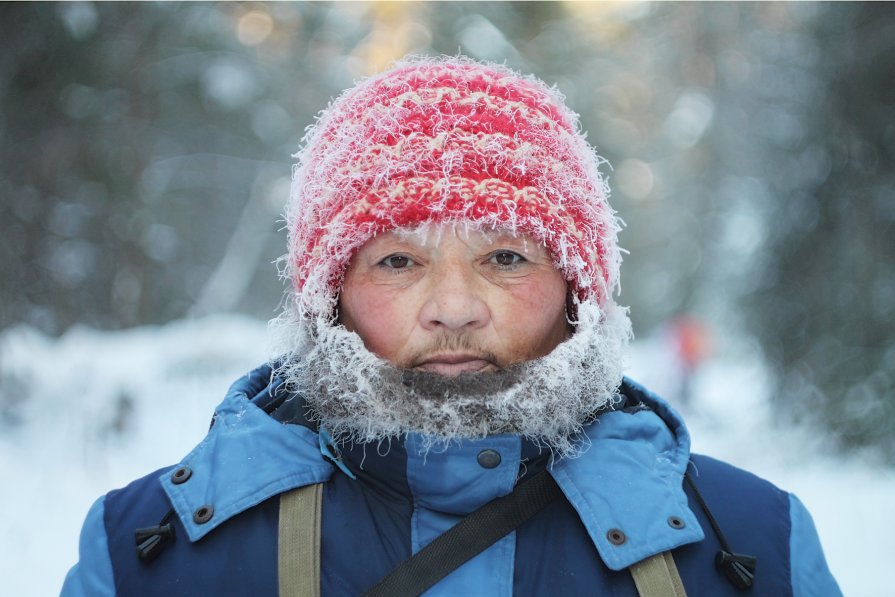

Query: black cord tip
left=715, top=550, right=757, bottom=590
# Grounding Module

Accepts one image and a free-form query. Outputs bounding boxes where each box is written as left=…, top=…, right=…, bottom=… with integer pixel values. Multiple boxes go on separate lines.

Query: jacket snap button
left=607, top=528, right=627, bottom=545
left=171, top=467, right=192, bottom=485
left=668, top=516, right=686, bottom=530
left=193, top=505, right=214, bottom=524
left=476, top=449, right=501, bottom=469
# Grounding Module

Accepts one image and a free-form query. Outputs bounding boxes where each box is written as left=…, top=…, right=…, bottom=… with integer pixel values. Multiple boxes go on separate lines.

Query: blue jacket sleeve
left=789, top=493, right=842, bottom=597
left=60, top=495, right=115, bottom=597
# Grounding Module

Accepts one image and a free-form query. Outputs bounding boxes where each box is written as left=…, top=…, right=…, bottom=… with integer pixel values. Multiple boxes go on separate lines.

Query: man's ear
left=333, top=295, right=342, bottom=324
left=566, top=291, right=579, bottom=333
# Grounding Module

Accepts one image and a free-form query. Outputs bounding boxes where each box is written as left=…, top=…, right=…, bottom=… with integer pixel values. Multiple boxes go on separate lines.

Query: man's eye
left=380, top=255, right=413, bottom=269
left=491, top=251, right=525, bottom=267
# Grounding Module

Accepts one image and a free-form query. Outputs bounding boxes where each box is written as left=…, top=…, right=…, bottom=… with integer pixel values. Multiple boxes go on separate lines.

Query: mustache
left=404, top=333, right=503, bottom=368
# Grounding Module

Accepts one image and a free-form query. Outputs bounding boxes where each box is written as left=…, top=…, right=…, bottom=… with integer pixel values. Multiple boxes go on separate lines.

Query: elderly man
left=63, top=57, right=839, bottom=596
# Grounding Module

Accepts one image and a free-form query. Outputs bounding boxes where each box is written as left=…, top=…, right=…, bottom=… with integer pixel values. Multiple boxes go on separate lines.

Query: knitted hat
left=285, top=56, right=622, bottom=316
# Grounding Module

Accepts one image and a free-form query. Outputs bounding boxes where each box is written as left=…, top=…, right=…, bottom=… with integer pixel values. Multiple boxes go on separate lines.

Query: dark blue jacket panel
left=103, top=467, right=279, bottom=596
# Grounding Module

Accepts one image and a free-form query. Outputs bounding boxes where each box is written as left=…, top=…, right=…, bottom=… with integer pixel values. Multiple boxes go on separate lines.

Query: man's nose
left=419, top=263, right=490, bottom=332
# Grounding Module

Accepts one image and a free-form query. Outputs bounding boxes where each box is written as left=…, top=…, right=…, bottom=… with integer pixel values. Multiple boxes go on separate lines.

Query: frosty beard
left=272, top=299, right=631, bottom=459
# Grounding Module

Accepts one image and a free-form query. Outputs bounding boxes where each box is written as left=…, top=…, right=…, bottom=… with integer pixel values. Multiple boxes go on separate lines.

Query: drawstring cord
left=685, top=472, right=757, bottom=590
left=135, top=508, right=176, bottom=562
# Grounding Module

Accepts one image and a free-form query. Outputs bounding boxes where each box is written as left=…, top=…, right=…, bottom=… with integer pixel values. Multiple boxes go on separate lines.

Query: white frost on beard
left=269, top=297, right=632, bottom=459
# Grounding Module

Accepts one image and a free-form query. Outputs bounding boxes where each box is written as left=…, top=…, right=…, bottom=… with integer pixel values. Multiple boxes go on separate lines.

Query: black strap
left=684, top=473, right=756, bottom=590
left=363, top=468, right=562, bottom=597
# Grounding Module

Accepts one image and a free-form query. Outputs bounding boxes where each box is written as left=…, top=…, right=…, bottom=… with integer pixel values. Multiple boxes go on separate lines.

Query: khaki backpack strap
left=277, top=481, right=684, bottom=597
left=629, top=551, right=688, bottom=597
left=278, top=483, right=323, bottom=597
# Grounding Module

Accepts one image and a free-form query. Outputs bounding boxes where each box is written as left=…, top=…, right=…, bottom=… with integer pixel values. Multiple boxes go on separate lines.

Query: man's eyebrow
left=483, top=234, right=540, bottom=251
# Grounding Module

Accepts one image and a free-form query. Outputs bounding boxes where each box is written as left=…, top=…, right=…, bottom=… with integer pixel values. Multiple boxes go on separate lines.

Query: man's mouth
left=414, top=354, right=497, bottom=376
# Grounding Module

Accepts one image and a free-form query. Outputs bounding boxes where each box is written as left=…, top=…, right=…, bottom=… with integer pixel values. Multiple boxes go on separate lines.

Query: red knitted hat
left=286, top=56, right=621, bottom=316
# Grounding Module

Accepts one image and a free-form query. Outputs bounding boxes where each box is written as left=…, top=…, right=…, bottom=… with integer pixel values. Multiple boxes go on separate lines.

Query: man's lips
left=414, top=354, right=496, bottom=376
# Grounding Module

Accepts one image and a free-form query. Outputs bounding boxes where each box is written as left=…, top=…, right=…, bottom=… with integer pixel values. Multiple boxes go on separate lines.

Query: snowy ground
left=0, top=315, right=889, bottom=595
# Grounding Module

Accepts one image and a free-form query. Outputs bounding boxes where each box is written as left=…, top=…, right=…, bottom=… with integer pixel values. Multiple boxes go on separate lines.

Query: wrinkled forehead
left=392, top=222, right=540, bottom=248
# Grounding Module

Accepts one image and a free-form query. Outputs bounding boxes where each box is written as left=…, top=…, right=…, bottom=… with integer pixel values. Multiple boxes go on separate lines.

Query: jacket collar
left=161, top=365, right=703, bottom=568
left=160, top=365, right=333, bottom=542
left=552, top=379, right=704, bottom=570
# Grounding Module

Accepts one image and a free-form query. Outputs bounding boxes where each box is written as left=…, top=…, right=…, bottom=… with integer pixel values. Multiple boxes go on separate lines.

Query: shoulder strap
left=630, top=551, right=688, bottom=597
left=277, top=477, right=688, bottom=597
left=278, top=483, right=323, bottom=597
left=363, top=468, right=561, bottom=597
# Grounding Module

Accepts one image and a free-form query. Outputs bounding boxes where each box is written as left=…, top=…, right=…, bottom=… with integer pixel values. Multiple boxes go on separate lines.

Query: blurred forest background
left=1, top=2, right=893, bottom=461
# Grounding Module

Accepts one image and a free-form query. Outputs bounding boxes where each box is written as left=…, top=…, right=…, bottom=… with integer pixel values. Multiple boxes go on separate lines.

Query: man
left=63, top=57, right=840, bottom=596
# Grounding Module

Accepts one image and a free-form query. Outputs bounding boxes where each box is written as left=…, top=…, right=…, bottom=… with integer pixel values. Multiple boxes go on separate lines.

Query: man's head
left=274, top=56, right=631, bottom=455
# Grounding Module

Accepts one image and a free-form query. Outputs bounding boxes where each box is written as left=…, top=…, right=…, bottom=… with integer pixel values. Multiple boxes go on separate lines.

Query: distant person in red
left=63, top=56, right=840, bottom=596
left=668, top=315, right=712, bottom=406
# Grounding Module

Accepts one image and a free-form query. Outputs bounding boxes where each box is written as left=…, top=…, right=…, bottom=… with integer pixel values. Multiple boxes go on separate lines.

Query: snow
left=1, top=315, right=889, bottom=595
left=0, top=316, right=269, bottom=596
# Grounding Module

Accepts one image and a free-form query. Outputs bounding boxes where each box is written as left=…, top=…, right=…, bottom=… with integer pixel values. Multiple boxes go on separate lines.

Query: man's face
left=340, top=225, right=570, bottom=376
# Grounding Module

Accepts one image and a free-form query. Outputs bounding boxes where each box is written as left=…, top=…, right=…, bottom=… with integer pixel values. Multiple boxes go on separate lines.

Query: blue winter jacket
left=62, top=364, right=840, bottom=596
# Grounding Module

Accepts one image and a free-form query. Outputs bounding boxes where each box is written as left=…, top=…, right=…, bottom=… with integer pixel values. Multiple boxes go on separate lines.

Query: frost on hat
left=285, top=56, right=622, bottom=317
